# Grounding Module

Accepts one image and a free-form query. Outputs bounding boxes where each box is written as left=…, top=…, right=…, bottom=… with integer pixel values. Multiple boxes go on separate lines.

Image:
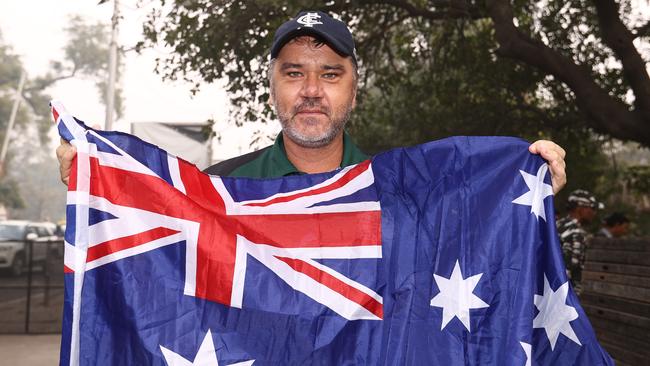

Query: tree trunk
left=485, top=0, right=650, bottom=146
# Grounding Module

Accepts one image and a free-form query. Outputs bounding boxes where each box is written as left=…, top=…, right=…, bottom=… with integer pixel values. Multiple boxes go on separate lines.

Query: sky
left=0, top=0, right=279, bottom=161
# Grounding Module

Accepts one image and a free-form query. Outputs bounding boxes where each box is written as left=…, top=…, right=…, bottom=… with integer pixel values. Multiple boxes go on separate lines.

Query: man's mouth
left=296, top=109, right=326, bottom=114
left=293, top=101, right=330, bottom=116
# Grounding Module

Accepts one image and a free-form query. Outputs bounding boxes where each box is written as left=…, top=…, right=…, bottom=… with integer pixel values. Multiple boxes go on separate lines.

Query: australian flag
left=53, top=100, right=613, bottom=365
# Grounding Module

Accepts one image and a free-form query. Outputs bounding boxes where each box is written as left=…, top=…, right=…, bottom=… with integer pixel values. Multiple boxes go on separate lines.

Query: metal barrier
left=0, top=237, right=65, bottom=334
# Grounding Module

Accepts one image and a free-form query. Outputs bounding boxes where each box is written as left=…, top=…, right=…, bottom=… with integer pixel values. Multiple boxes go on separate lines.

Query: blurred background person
left=597, top=212, right=631, bottom=238
left=556, top=189, right=604, bottom=292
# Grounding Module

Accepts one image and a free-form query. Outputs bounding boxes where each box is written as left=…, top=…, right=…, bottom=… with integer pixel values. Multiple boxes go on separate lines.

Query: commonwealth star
left=430, top=260, right=489, bottom=331
left=160, top=329, right=255, bottom=366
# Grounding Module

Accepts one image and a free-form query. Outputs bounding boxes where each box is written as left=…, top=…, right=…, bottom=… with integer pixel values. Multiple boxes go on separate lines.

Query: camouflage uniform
left=556, top=215, right=589, bottom=287
left=556, top=189, right=602, bottom=293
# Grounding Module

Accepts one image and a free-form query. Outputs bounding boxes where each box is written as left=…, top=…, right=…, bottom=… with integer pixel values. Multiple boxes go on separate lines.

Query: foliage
left=136, top=1, right=650, bottom=223
left=0, top=16, right=120, bottom=216
left=140, top=0, right=649, bottom=147
left=31, top=15, right=124, bottom=120
left=1, top=16, right=122, bottom=143
left=7, top=156, right=67, bottom=221
left=584, top=141, right=650, bottom=235
left=0, top=34, right=41, bottom=138
left=0, top=33, right=42, bottom=209
left=621, top=166, right=650, bottom=195
left=0, top=178, right=24, bottom=209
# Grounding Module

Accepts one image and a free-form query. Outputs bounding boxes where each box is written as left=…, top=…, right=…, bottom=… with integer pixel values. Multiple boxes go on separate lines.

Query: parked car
left=0, top=220, right=57, bottom=276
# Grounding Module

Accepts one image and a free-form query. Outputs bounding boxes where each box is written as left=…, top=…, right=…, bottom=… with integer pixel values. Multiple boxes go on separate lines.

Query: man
left=57, top=10, right=567, bottom=191
left=556, top=189, right=603, bottom=290
left=597, top=211, right=630, bottom=238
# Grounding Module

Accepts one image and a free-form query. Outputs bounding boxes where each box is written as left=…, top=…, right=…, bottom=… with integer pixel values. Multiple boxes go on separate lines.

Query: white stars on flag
left=512, top=164, right=554, bottom=221
left=160, top=329, right=255, bottom=366
left=430, top=260, right=489, bottom=332
left=520, top=341, right=532, bottom=366
left=533, top=275, right=581, bottom=350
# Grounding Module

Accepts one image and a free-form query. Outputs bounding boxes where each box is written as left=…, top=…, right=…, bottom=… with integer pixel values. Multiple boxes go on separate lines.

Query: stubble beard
left=274, top=94, right=353, bottom=149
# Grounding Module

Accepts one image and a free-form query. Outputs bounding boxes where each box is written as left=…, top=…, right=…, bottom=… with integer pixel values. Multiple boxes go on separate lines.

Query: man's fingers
left=553, top=144, right=566, bottom=159
left=56, top=140, right=76, bottom=186
left=529, top=140, right=566, bottom=158
left=548, top=159, right=567, bottom=194
left=529, top=139, right=567, bottom=194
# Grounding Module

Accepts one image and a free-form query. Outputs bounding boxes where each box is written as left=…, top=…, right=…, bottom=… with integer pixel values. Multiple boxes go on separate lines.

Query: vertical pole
left=105, top=0, right=119, bottom=131
left=0, top=71, right=26, bottom=177
left=207, top=121, right=214, bottom=167
left=43, top=239, right=51, bottom=306
left=25, top=239, right=34, bottom=333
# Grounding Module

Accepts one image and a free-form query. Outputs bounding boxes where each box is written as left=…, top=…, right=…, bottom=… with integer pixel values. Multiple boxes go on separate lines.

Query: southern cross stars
left=512, top=164, right=554, bottom=221
left=520, top=341, right=531, bottom=366
left=533, top=275, right=581, bottom=350
left=160, top=329, right=255, bottom=366
left=430, top=260, right=489, bottom=332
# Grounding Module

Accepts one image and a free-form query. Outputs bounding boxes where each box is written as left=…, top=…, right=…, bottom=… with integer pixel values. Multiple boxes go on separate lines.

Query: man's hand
left=529, top=140, right=566, bottom=194
left=55, top=136, right=567, bottom=192
left=56, top=138, right=76, bottom=186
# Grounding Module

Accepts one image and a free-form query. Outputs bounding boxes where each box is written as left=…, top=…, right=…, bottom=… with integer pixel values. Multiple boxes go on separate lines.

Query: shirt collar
left=600, top=228, right=613, bottom=238
left=269, top=132, right=369, bottom=176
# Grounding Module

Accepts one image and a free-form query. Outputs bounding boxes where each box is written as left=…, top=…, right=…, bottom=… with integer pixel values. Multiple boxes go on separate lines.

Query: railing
left=0, top=237, right=65, bottom=334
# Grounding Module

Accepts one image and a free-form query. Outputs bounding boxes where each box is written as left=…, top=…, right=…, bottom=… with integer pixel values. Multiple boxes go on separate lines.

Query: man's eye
left=323, top=73, right=339, bottom=79
left=287, top=71, right=302, bottom=77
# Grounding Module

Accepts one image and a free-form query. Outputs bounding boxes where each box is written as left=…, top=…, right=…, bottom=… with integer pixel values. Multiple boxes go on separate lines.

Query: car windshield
left=0, top=224, right=26, bottom=240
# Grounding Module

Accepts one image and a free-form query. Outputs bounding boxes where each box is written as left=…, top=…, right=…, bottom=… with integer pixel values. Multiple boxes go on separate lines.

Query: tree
left=486, top=0, right=649, bottom=145
left=1, top=16, right=123, bottom=143
left=26, top=15, right=125, bottom=124
left=140, top=0, right=649, bottom=147
left=0, top=33, right=44, bottom=209
left=0, top=16, right=121, bottom=216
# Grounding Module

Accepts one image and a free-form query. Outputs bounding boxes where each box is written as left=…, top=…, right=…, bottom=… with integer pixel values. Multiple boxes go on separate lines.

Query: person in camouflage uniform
left=556, top=189, right=603, bottom=292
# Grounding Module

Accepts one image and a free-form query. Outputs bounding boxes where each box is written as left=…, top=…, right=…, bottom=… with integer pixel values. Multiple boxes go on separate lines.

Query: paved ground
left=0, top=334, right=60, bottom=365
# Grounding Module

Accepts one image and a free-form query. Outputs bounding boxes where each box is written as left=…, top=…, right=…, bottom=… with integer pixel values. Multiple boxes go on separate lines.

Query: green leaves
left=140, top=0, right=648, bottom=164
left=0, top=17, right=119, bottom=213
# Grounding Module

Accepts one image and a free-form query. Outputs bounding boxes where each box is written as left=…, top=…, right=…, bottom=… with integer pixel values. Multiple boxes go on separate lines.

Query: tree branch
left=356, top=14, right=408, bottom=50
left=485, top=0, right=650, bottom=145
left=381, top=0, right=485, bottom=20
left=592, top=0, right=650, bottom=118
left=24, top=67, right=78, bottom=93
left=19, top=92, right=38, bottom=115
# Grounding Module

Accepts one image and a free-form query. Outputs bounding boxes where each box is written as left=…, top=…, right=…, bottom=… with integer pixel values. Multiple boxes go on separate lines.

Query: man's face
left=269, top=36, right=357, bottom=148
left=610, top=222, right=629, bottom=237
left=577, top=206, right=597, bottom=224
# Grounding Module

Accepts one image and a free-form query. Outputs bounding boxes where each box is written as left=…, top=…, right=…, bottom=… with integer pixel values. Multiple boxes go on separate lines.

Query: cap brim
left=270, top=28, right=352, bottom=60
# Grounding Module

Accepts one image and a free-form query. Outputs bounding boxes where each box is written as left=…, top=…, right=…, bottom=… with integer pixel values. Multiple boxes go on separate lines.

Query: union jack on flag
left=54, top=101, right=614, bottom=365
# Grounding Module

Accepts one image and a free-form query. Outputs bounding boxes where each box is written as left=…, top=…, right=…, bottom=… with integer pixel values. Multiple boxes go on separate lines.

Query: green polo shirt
left=221, top=132, right=368, bottom=179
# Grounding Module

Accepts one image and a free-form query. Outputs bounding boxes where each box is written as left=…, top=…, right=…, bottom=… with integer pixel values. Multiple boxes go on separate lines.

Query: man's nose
left=300, top=74, right=323, bottom=98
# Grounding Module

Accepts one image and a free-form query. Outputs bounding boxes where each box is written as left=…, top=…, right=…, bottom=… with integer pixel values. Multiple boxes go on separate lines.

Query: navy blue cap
left=604, top=212, right=629, bottom=226
left=270, top=11, right=357, bottom=64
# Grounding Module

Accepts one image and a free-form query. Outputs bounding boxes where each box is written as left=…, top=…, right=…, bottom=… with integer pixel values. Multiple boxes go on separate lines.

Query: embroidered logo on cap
left=297, top=12, right=322, bottom=27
